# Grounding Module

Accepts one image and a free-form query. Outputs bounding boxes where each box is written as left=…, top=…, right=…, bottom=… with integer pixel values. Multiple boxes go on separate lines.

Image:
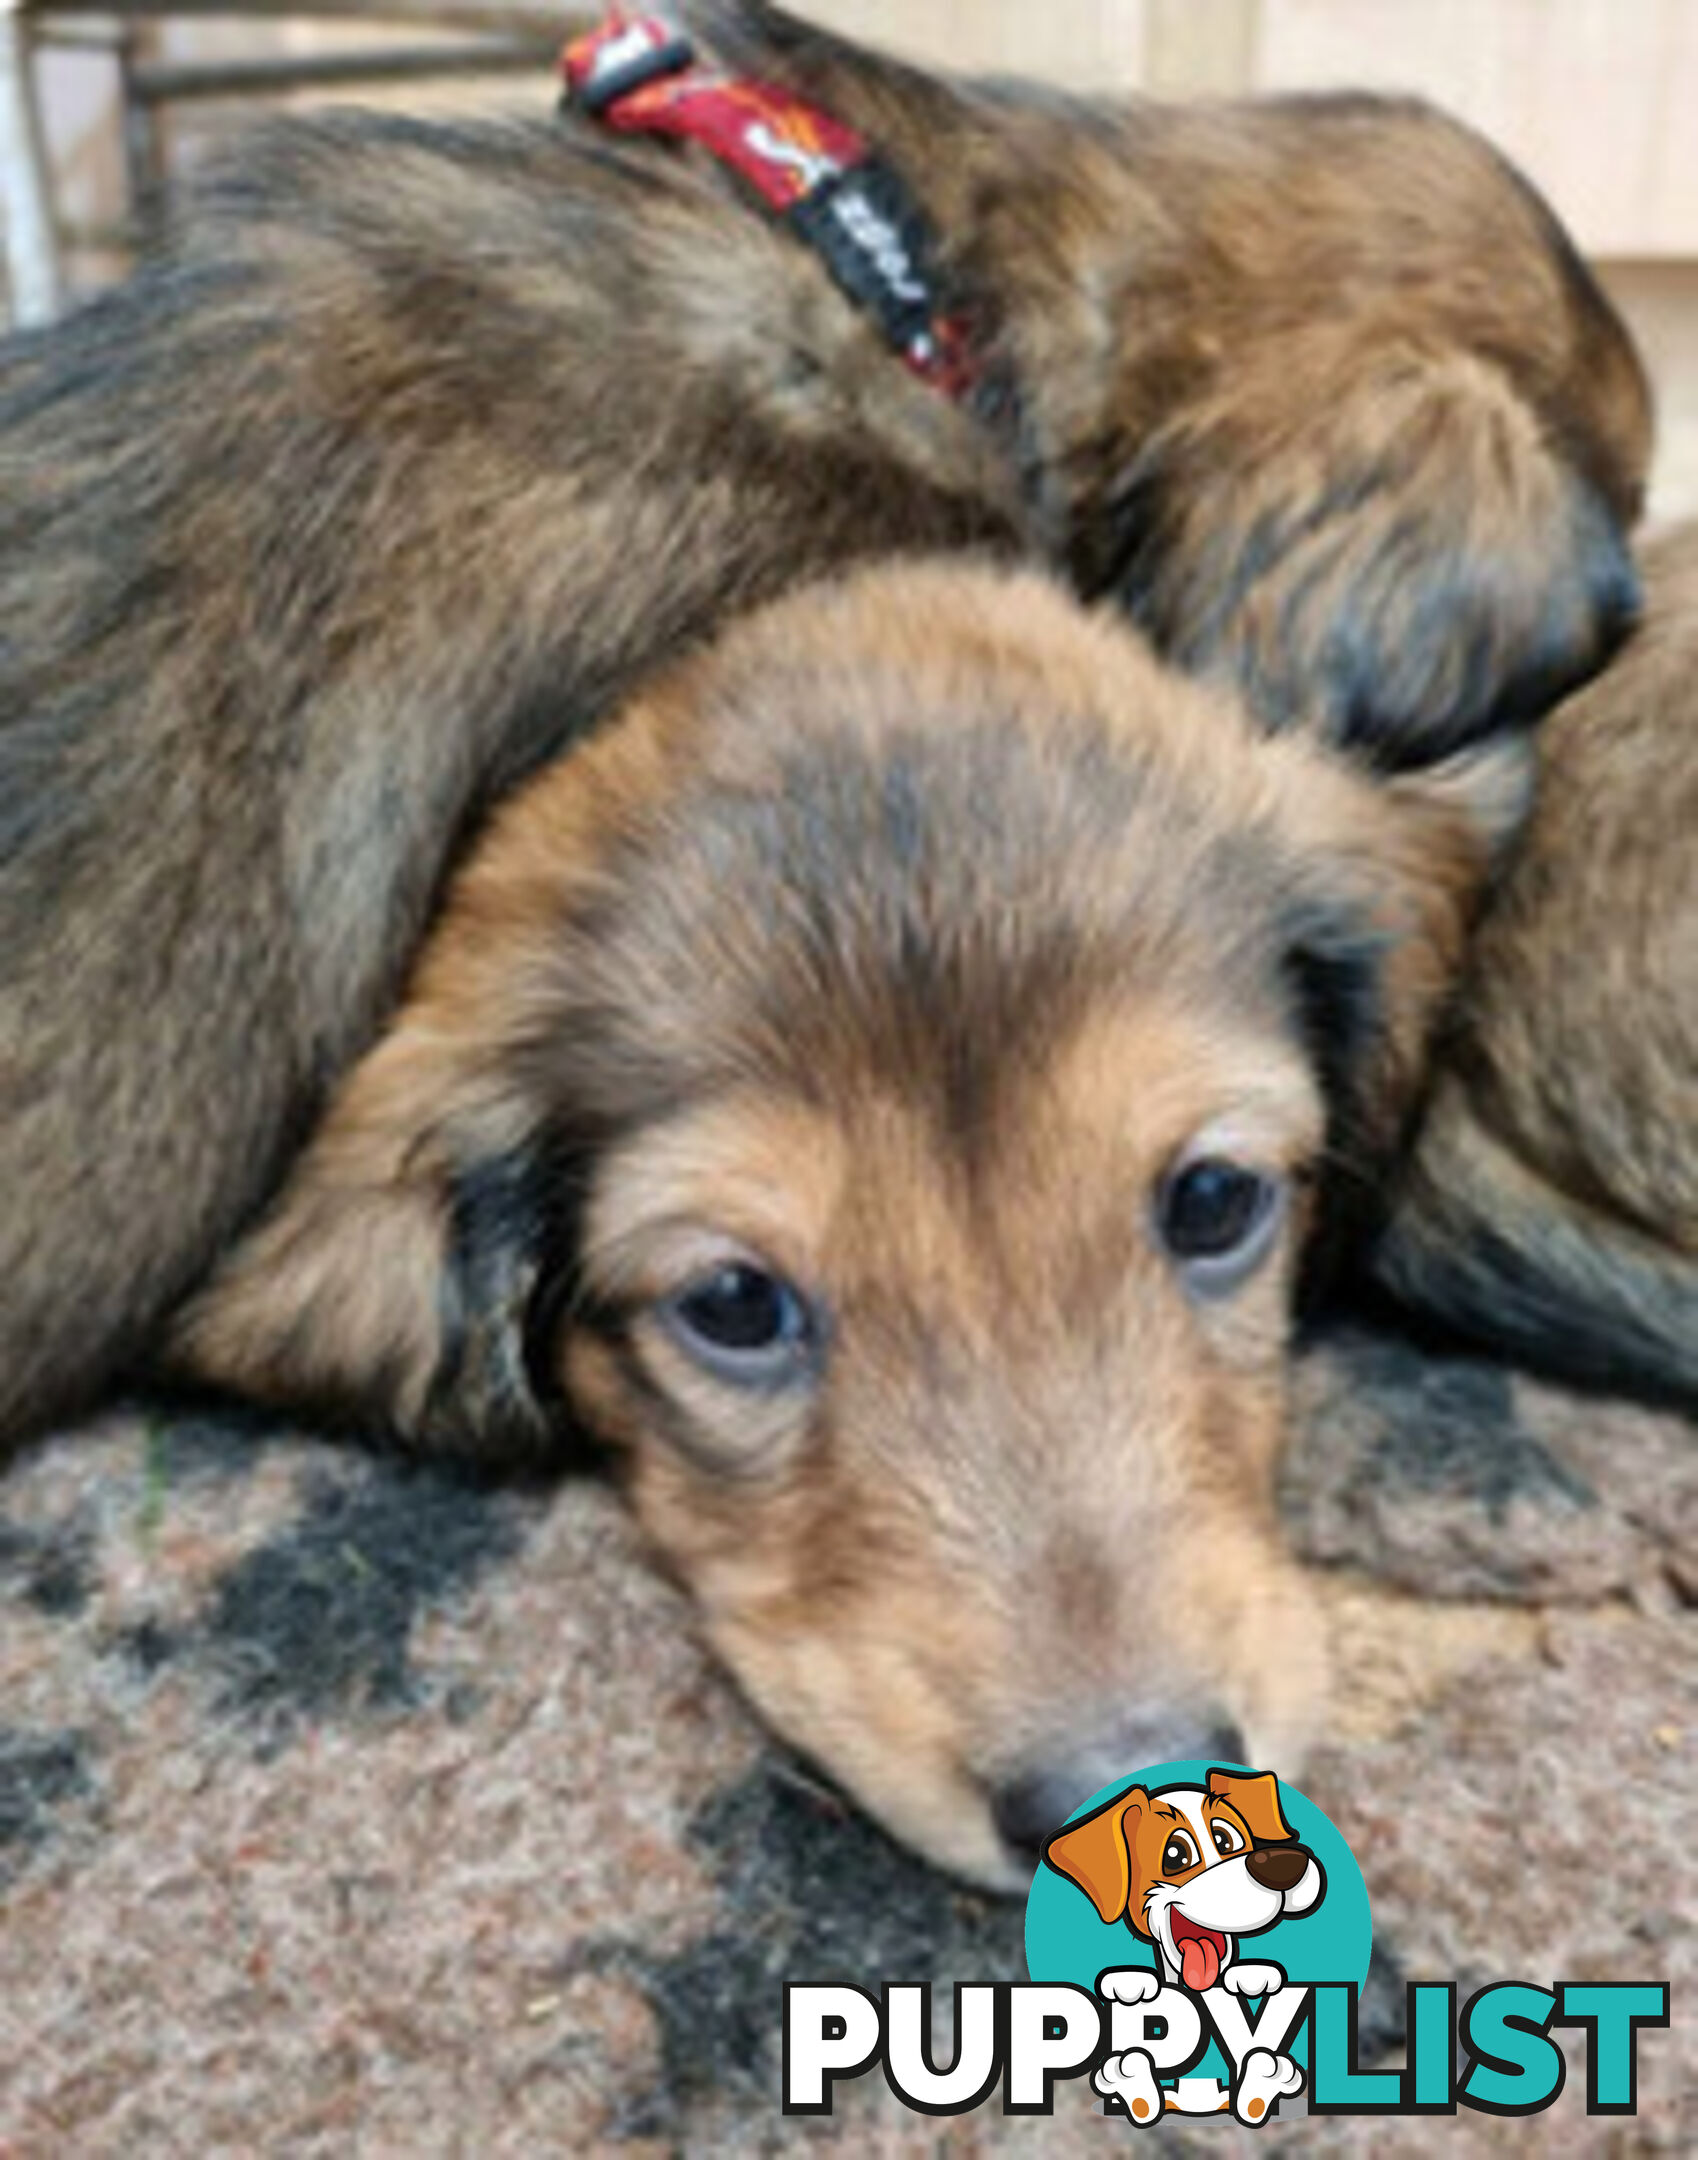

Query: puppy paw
left=1094, top=2048, right=1165, bottom=2126
left=1234, top=2047, right=1304, bottom=2125
left=1220, top=1961, right=1285, bottom=1998
left=1098, top=1967, right=1162, bottom=2006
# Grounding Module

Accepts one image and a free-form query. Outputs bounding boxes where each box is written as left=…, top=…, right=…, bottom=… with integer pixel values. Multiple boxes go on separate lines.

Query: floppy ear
left=1206, top=1769, right=1294, bottom=1847
left=1042, top=1786, right=1147, bottom=1924
left=171, top=679, right=659, bottom=1458
left=1093, top=323, right=1641, bottom=769
left=1275, top=733, right=1534, bottom=1181
left=169, top=1021, right=567, bottom=1457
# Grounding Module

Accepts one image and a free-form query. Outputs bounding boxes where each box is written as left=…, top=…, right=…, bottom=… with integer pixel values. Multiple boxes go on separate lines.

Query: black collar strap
left=561, top=11, right=978, bottom=397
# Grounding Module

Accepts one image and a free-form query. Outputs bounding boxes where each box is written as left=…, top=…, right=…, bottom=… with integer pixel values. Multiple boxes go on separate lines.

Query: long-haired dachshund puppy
left=175, top=561, right=1525, bottom=1884
left=0, top=0, right=1648, bottom=1451
left=1379, top=522, right=1698, bottom=1408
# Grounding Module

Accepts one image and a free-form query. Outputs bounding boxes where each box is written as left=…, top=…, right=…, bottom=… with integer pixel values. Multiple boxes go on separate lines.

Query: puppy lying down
left=178, top=561, right=1521, bottom=1887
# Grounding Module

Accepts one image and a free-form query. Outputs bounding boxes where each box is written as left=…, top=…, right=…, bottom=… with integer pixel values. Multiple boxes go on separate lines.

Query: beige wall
left=1258, top=0, right=1698, bottom=259
left=1601, top=262, right=1698, bottom=532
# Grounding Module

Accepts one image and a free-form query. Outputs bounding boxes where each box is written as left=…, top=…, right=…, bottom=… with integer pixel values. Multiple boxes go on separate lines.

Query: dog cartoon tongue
left=1181, top=1936, right=1220, bottom=1991
left=1173, top=1916, right=1225, bottom=1991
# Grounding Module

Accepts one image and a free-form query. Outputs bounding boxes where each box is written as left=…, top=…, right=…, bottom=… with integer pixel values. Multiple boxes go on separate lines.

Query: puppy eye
left=1155, top=1156, right=1284, bottom=1295
left=1211, top=1820, right=1245, bottom=1856
left=1161, top=1831, right=1198, bottom=1875
left=658, top=1262, right=819, bottom=1389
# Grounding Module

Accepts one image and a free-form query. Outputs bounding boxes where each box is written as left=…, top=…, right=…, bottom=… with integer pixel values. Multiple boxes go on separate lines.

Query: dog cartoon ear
left=170, top=1020, right=568, bottom=1459
left=1042, top=1787, right=1147, bottom=1924
left=1091, top=322, right=1642, bottom=771
left=1206, top=1769, right=1294, bottom=1847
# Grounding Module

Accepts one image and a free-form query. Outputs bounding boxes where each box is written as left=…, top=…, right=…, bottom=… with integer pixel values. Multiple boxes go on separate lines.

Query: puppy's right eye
left=1155, top=1156, right=1285, bottom=1297
left=659, top=1262, right=821, bottom=1389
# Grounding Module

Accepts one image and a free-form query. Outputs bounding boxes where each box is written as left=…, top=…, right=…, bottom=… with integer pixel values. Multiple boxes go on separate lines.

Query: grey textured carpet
left=2, top=1325, right=1692, bottom=2153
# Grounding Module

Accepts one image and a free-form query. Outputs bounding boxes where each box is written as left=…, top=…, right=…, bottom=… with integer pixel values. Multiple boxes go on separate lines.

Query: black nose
left=993, top=1708, right=1248, bottom=1867
left=1247, top=1844, right=1309, bottom=1893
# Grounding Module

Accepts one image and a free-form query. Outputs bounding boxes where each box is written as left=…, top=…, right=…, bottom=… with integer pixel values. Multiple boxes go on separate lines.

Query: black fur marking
left=1377, top=1210, right=1698, bottom=1417
left=1283, top=909, right=1385, bottom=1166
left=1281, top=898, right=1391, bottom=1303
left=427, top=1149, right=564, bottom=1454
left=194, top=1459, right=524, bottom=1735
left=425, top=1131, right=628, bottom=1455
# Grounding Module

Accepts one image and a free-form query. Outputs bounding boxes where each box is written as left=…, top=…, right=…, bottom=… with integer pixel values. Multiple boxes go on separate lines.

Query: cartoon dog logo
left=1043, top=1766, right=1325, bottom=2125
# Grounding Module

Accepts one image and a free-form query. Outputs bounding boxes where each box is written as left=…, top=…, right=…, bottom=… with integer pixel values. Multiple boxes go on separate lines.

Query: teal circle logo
left=1025, top=1761, right=1371, bottom=2118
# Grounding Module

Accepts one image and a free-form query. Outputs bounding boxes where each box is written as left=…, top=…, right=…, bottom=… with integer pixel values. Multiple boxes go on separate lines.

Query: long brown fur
left=0, top=0, right=1649, bottom=1448
left=1377, top=523, right=1698, bottom=1405
left=176, top=560, right=1524, bottom=1881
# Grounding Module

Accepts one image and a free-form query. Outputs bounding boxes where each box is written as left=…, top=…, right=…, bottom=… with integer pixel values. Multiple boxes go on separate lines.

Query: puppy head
left=178, top=563, right=1515, bottom=1887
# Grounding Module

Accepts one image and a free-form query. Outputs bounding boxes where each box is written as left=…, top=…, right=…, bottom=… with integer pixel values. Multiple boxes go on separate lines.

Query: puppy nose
left=993, top=1770, right=1087, bottom=1868
left=1247, top=1844, right=1309, bottom=1892
left=993, top=1708, right=1247, bottom=1868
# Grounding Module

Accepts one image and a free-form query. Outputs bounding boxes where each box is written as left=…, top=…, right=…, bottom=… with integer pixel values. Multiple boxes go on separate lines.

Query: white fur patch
left=1094, top=2048, right=1166, bottom=2127
left=1234, top=2046, right=1304, bottom=2126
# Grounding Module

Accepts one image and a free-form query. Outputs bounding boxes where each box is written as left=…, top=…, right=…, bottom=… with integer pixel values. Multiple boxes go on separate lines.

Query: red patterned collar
left=561, top=11, right=978, bottom=398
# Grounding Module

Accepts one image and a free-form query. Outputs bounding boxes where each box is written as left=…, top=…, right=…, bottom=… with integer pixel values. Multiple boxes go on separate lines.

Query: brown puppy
left=1378, top=523, right=1698, bottom=1405
left=0, top=1, right=1649, bottom=1450
left=176, top=561, right=1523, bottom=1884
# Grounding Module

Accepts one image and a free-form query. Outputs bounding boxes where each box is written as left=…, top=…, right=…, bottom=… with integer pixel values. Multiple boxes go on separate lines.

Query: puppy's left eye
left=1156, top=1156, right=1284, bottom=1296
left=1211, top=1820, right=1245, bottom=1857
left=658, top=1262, right=820, bottom=1389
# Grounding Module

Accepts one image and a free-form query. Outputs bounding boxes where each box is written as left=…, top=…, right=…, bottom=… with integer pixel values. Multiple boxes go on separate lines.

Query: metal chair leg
left=0, top=0, right=63, bottom=326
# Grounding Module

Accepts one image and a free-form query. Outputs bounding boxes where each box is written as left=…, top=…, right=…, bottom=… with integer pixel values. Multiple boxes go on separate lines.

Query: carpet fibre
left=2, top=1324, right=1693, bottom=2153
